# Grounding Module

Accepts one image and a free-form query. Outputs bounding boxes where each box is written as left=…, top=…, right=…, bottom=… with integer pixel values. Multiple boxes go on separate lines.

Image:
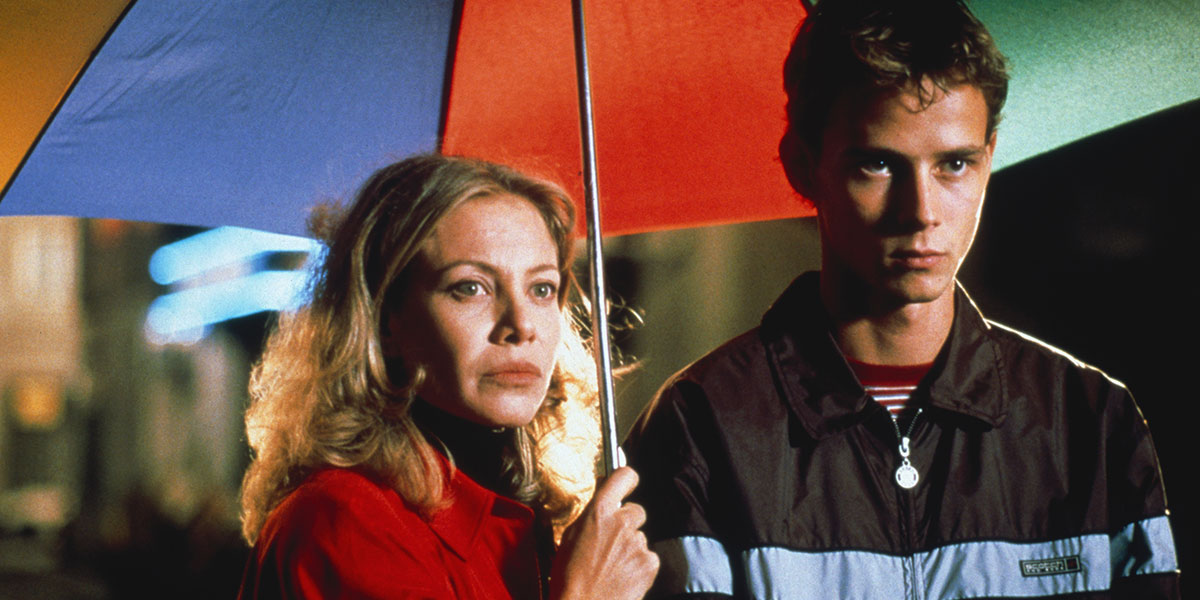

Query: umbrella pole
left=571, top=0, right=621, bottom=476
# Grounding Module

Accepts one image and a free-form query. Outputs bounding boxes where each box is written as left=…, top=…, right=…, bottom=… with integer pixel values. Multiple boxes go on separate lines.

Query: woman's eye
left=450, top=281, right=485, bottom=298
left=531, top=282, right=557, bottom=299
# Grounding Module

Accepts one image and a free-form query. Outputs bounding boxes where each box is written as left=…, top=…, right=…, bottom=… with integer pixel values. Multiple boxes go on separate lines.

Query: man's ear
left=779, top=132, right=817, bottom=201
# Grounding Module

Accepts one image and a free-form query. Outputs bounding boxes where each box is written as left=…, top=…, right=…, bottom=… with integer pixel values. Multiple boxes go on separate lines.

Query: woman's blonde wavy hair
left=240, top=155, right=600, bottom=544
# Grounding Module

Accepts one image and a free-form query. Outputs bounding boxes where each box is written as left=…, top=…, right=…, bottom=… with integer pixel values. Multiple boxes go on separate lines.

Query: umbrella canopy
left=6, top=1, right=1197, bottom=237
left=0, top=0, right=808, bottom=237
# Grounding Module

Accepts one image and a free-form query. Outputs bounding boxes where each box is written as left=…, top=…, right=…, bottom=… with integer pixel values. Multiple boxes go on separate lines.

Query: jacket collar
left=760, top=272, right=1009, bottom=441
left=426, top=453, right=534, bottom=561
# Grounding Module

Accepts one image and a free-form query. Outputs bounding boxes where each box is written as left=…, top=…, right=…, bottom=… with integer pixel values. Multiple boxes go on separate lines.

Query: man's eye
left=859, top=160, right=891, bottom=176
left=943, top=158, right=970, bottom=174
left=531, top=282, right=557, bottom=299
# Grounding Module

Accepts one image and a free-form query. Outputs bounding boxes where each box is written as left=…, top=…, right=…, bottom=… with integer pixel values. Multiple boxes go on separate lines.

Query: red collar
left=426, top=453, right=535, bottom=561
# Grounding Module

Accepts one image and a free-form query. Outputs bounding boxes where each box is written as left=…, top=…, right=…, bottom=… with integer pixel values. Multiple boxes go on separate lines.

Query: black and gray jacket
left=625, top=272, right=1179, bottom=599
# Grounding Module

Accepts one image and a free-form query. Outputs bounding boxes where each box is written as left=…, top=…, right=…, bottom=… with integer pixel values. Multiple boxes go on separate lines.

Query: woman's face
left=385, top=193, right=564, bottom=428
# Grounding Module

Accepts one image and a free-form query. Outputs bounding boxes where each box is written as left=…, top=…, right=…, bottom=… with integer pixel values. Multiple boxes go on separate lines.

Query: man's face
left=809, top=82, right=996, bottom=309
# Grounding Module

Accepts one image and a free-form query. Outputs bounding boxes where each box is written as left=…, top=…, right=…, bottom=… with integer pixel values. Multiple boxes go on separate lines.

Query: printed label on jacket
left=1020, top=556, right=1082, bottom=577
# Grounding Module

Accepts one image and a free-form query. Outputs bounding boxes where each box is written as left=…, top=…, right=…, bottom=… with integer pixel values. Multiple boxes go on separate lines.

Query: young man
left=623, top=2, right=1179, bottom=598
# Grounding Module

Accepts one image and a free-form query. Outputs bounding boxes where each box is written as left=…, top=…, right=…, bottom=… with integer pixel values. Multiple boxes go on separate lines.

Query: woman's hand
left=550, top=467, right=659, bottom=600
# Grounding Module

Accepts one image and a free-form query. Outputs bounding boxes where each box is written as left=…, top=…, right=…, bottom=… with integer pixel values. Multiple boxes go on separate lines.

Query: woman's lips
left=483, top=361, right=544, bottom=386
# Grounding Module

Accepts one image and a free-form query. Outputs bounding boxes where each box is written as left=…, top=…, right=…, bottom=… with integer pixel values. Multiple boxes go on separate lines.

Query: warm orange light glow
left=11, top=375, right=64, bottom=429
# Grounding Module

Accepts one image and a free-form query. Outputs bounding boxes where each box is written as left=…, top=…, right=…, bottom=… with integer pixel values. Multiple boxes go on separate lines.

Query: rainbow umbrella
left=3, top=0, right=1197, bottom=233
left=0, top=0, right=809, bottom=237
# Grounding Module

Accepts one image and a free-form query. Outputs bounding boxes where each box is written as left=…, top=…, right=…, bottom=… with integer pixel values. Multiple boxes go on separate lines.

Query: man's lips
left=483, top=361, right=544, bottom=386
left=890, top=249, right=946, bottom=269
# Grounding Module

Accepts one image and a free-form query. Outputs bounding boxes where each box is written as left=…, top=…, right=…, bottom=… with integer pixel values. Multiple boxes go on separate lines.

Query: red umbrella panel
left=443, top=0, right=811, bottom=235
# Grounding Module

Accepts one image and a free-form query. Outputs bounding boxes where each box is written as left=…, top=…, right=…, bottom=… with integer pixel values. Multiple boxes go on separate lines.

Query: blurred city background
left=0, top=99, right=1196, bottom=598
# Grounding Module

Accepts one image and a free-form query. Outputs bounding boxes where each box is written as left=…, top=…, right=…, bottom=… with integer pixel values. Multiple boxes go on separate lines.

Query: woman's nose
left=493, top=294, right=536, bottom=345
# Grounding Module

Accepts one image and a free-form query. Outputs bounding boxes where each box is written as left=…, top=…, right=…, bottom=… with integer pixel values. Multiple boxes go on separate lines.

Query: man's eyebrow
left=934, top=145, right=990, bottom=159
left=843, top=145, right=990, bottom=160
left=844, top=147, right=904, bottom=160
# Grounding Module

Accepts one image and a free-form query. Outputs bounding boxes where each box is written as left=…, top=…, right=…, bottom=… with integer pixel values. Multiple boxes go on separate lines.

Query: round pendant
left=895, top=464, right=919, bottom=489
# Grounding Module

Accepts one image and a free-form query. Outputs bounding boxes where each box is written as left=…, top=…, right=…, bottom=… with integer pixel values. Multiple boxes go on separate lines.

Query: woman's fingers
left=551, top=467, right=659, bottom=600
left=591, top=466, right=639, bottom=513
left=618, top=499, right=647, bottom=529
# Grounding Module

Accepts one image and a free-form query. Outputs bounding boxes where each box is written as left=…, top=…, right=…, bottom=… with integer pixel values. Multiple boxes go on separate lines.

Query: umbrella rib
left=435, top=0, right=467, bottom=153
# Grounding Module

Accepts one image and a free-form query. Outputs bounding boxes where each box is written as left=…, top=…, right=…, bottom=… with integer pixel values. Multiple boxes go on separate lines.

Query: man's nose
left=890, top=169, right=941, bottom=232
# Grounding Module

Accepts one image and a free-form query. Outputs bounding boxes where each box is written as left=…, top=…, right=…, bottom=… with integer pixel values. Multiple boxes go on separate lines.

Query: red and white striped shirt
left=846, top=359, right=932, bottom=419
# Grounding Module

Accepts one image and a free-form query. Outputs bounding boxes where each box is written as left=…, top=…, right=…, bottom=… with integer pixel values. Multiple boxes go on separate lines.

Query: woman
left=238, top=155, right=658, bottom=599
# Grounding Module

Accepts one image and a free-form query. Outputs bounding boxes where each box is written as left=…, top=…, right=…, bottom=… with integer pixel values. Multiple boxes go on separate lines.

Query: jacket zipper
left=890, top=409, right=924, bottom=599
